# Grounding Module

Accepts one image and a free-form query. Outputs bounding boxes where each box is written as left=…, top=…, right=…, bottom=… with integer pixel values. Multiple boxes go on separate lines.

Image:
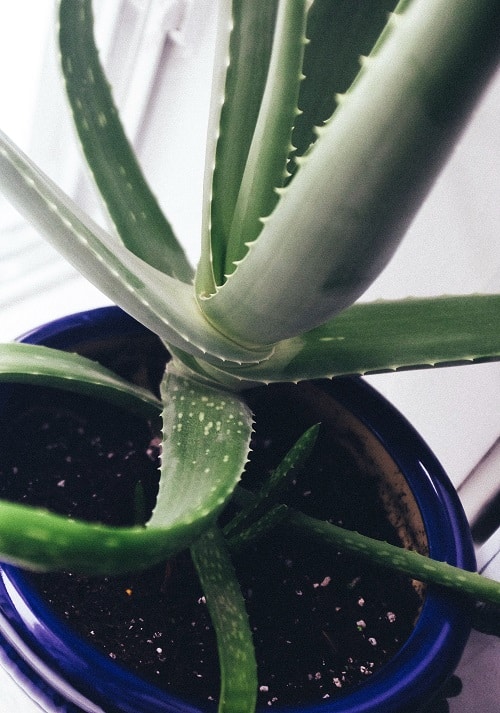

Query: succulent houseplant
left=0, top=0, right=499, bottom=710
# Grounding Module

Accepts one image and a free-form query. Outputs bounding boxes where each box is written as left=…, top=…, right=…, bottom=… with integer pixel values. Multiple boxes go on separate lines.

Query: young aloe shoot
left=0, top=1, right=499, bottom=711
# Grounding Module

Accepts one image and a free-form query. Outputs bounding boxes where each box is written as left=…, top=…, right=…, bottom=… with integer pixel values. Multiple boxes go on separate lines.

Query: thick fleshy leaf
left=226, top=504, right=289, bottom=553
left=58, top=0, right=193, bottom=282
left=0, top=130, right=272, bottom=365
left=289, top=0, right=399, bottom=176
left=212, top=296, right=500, bottom=385
left=224, top=424, right=319, bottom=539
left=0, top=370, right=252, bottom=576
left=290, top=510, right=500, bottom=607
left=200, top=0, right=500, bottom=347
left=191, top=527, right=258, bottom=713
left=0, top=499, right=205, bottom=575
left=147, top=369, right=253, bottom=531
left=198, top=0, right=279, bottom=292
left=0, top=343, right=160, bottom=419
left=223, top=0, right=307, bottom=277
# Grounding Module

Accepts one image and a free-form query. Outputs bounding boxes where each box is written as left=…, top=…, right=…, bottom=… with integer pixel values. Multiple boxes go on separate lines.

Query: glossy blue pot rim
left=0, top=307, right=476, bottom=713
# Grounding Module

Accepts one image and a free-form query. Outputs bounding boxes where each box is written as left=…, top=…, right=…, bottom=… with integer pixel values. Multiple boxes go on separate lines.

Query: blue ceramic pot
left=0, top=307, right=475, bottom=713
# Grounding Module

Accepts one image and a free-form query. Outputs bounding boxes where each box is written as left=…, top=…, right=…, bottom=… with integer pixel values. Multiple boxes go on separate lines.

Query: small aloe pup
left=0, top=0, right=500, bottom=710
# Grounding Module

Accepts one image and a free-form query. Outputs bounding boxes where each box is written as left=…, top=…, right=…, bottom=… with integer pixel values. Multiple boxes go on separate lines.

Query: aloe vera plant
left=0, top=0, right=499, bottom=710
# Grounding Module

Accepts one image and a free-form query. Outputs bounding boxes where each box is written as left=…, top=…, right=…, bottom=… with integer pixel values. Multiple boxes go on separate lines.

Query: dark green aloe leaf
left=59, top=0, right=193, bottom=282
left=207, top=0, right=279, bottom=287
left=226, top=503, right=289, bottom=553
left=224, top=424, right=319, bottom=538
left=289, top=0, right=399, bottom=177
left=222, top=0, right=307, bottom=277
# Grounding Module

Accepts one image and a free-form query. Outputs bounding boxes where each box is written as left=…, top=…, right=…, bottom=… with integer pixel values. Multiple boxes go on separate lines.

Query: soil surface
left=0, top=378, right=422, bottom=708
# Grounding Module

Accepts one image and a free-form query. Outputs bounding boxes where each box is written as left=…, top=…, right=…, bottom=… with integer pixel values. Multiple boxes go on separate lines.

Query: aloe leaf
left=289, top=0, right=399, bottom=176
left=201, top=0, right=500, bottom=347
left=147, top=369, right=253, bottom=531
left=223, top=0, right=307, bottom=277
left=227, top=504, right=290, bottom=553
left=58, top=0, right=193, bottom=283
left=191, top=527, right=257, bottom=713
left=224, top=424, right=319, bottom=538
left=216, top=296, right=500, bottom=384
left=0, top=343, right=160, bottom=419
left=0, top=499, right=207, bottom=576
left=0, top=371, right=252, bottom=576
left=197, top=0, right=279, bottom=293
left=290, top=510, right=500, bottom=608
left=0, top=130, right=272, bottom=365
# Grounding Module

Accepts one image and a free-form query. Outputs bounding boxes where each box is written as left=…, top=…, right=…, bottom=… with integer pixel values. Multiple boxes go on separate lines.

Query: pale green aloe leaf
left=223, top=0, right=308, bottom=277
left=213, top=296, right=500, bottom=384
left=0, top=343, right=160, bottom=419
left=0, top=130, right=272, bottom=365
left=200, top=0, right=500, bottom=347
left=191, top=527, right=257, bottom=713
left=197, top=0, right=278, bottom=293
left=58, top=0, right=193, bottom=283
left=289, top=0, right=399, bottom=176
left=147, top=369, right=253, bottom=530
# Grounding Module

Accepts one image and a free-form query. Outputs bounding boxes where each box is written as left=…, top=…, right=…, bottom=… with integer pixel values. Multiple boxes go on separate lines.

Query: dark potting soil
left=0, top=377, right=422, bottom=708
